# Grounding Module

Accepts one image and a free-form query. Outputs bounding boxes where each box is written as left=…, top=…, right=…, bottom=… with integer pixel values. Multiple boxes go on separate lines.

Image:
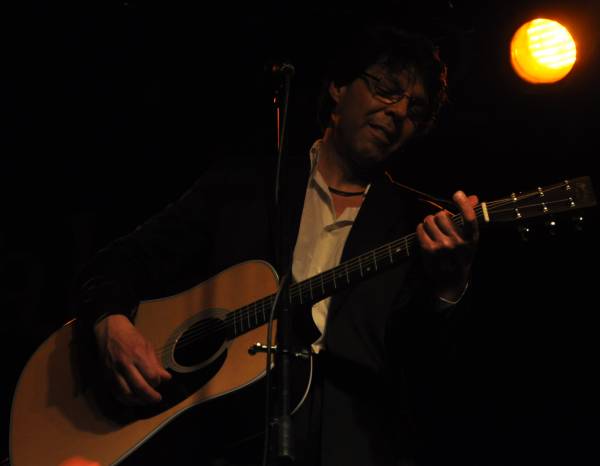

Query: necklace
left=328, top=186, right=366, bottom=197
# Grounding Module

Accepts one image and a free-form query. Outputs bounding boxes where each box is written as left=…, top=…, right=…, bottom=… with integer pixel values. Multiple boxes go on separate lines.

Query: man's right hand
left=93, top=314, right=172, bottom=406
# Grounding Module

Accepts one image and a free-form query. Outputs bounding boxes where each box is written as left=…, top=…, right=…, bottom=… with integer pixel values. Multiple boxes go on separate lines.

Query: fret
left=359, top=257, right=364, bottom=277
left=239, top=312, right=245, bottom=333
left=388, top=243, right=393, bottom=263
left=261, top=301, right=266, bottom=322
left=345, top=263, right=350, bottom=283
left=299, top=286, right=303, bottom=304
left=254, top=304, right=258, bottom=325
left=308, top=279, right=314, bottom=300
left=320, top=273, right=325, bottom=294
left=404, top=237, right=410, bottom=256
left=333, top=270, right=337, bottom=289
left=247, top=311, right=251, bottom=329
left=373, top=250, right=378, bottom=271
left=233, top=313, right=237, bottom=336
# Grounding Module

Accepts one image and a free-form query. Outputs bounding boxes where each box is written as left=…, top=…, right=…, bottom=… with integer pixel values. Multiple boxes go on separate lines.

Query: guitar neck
left=225, top=174, right=597, bottom=337
left=225, top=207, right=485, bottom=337
left=287, top=206, right=483, bottom=305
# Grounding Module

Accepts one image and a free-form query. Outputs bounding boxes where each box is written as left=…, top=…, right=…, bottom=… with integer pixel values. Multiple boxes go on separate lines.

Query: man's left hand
left=416, top=190, right=479, bottom=302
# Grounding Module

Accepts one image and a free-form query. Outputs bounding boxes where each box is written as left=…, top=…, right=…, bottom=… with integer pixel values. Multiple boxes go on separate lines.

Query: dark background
left=2, top=0, right=599, bottom=464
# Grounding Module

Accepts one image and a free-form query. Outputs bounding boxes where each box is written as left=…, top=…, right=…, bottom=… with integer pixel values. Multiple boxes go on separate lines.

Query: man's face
left=329, top=64, right=430, bottom=174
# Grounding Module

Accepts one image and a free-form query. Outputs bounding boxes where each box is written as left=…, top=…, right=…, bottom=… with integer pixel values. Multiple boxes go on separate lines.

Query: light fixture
left=510, top=18, right=576, bottom=84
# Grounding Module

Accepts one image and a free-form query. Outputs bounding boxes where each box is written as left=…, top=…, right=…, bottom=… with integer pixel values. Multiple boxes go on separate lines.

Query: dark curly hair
left=317, top=23, right=448, bottom=136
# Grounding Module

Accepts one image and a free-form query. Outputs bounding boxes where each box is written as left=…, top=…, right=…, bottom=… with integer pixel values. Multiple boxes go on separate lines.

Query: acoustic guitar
left=9, top=177, right=596, bottom=465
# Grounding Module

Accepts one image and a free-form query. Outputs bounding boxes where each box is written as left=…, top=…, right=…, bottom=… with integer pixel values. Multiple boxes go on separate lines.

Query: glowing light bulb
left=511, top=18, right=576, bottom=83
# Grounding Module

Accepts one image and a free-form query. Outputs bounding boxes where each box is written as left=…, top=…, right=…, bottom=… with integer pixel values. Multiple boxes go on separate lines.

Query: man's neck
left=318, top=132, right=369, bottom=192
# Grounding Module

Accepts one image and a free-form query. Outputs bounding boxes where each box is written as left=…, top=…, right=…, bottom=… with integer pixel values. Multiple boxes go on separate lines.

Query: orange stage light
left=510, top=18, right=576, bottom=84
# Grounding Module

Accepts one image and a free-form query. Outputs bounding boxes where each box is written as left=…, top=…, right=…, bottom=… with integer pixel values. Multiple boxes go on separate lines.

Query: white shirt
left=291, top=140, right=465, bottom=352
left=291, top=140, right=369, bottom=351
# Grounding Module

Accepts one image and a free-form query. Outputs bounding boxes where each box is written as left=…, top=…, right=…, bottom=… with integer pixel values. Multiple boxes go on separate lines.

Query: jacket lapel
left=327, top=176, right=418, bottom=321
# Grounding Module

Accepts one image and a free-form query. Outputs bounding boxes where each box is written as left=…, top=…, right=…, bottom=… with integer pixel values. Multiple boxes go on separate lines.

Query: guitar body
left=10, top=260, right=283, bottom=466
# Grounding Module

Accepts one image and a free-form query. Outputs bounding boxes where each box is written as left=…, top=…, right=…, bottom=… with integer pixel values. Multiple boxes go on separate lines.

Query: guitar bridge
left=248, top=343, right=311, bottom=359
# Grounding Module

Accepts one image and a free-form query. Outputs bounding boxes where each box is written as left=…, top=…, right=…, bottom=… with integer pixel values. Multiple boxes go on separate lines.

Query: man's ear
left=328, top=81, right=346, bottom=103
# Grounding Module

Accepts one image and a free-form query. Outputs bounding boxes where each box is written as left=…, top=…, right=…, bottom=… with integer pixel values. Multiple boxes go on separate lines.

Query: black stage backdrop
left=2, top=1, right=599, bottom=464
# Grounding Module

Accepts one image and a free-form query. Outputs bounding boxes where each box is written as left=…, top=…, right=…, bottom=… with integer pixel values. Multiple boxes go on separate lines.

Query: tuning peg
left=571, top=215, right=585, bottom=232
left=518, top=224, right=532, bottom=242
left=544, top=219, right=558, bottom=237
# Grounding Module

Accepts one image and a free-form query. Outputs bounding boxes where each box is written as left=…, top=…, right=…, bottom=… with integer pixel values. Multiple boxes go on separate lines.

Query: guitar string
left=152, top=201, right=481, bottom=356
left=164, top=182, right=575, bottom=347
left=152, top=192, right=537, bottom=354
left=153, top=188, right=578, bottom=357
left=281, top=190, right=575, bottom=304
left=481, top=198, right=581, bottom=216
left=153, top=190, right=571, bottom=358
left=155, top=201, right=489, bottom=354
left=153, top=191, right=575, bottom=358
left=152, top=229, right=428, bottom=359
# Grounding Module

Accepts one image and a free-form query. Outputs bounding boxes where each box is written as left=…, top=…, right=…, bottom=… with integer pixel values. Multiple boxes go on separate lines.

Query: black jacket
left=74, top=152, right=461, bottom=466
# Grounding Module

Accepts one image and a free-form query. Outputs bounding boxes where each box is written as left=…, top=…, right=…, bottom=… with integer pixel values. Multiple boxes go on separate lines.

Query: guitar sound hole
left=173, top=318, right=228, bottom=367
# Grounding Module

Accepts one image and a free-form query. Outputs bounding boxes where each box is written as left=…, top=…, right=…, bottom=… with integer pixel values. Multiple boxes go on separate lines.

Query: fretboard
left=225, top=207, right=480, bottom=337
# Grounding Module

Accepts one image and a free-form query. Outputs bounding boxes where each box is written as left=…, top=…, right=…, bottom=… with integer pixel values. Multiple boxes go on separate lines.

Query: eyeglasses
left=360, top=72, right=431, bottom=126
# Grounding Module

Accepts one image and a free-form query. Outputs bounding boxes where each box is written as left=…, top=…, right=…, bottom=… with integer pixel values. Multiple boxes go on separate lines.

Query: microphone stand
left=263, top=62, right=296, bottom=466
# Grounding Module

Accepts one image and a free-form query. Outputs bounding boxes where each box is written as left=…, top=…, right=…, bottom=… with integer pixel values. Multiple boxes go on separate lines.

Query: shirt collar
left=308, top=139, right=372, bottom=196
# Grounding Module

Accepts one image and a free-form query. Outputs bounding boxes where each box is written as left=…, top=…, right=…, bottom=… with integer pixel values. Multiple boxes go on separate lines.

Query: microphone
left=266, top=62, right=296, bottom=77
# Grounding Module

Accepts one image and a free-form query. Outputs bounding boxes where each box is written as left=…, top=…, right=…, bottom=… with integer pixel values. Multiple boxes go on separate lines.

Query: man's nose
left=384, top=94, right=411, bottom=120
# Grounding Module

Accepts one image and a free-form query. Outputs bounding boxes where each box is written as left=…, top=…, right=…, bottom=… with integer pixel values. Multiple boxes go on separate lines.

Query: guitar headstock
left=481, top=176, right=597, bottom=224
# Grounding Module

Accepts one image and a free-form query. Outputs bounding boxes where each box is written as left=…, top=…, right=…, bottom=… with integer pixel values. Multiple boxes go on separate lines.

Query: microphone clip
left=268, top=62, right=296, bottom=77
